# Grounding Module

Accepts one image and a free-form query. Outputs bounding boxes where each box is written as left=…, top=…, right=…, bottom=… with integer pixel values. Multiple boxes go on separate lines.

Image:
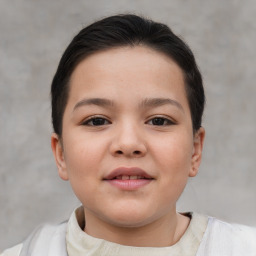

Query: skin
left=51, top=46, right=205, bottom=247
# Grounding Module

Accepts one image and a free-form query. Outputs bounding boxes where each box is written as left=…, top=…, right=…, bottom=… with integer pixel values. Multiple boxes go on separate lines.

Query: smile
left=114, top=175, right=152, bottom=180
left=103, top=167, right=154, bottom=190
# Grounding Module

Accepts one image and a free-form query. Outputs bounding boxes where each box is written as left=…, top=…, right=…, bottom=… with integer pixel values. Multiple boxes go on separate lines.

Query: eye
left=82, top=117, right=111, bottom=126
left=147, top=117, right=175, bottom=126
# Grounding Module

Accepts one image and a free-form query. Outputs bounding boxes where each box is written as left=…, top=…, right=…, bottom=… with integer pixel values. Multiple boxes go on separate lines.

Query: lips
left=104, top=167, right=153, bottom=180
left=103, top=167, right=154, bottom=190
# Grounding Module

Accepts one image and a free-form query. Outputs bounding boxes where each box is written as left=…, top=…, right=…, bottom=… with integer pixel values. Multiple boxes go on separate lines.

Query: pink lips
left=104, top=167, right=154, bottom=190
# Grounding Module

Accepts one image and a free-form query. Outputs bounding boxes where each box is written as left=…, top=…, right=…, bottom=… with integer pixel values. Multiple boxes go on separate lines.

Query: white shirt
left=66, top=207, right=208, bottom=256
left=2, top=207, right=256, bottom=256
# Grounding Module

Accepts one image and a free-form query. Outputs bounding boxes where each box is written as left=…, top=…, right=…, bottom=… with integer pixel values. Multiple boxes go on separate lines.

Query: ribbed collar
left=66, top=206, right=208, bottom=256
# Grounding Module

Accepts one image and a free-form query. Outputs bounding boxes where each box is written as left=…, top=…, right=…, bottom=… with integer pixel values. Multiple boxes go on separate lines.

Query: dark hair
left=51, top=14, right=205, bottom=136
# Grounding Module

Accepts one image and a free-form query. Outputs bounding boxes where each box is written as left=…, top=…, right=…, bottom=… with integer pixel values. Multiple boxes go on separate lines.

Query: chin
left=110, top=218, right=151, bottom=228
left=104, top=209, right=156, bottom=228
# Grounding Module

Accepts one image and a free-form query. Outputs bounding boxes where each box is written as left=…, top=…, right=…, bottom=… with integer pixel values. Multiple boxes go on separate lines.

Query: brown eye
left=148, top=117, right=174, bottom=126
left=83, top=117, right=110, bottom=126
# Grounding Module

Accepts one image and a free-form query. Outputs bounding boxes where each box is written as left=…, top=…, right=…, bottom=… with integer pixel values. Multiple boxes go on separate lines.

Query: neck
left=82, top=208, right=190, bottom=247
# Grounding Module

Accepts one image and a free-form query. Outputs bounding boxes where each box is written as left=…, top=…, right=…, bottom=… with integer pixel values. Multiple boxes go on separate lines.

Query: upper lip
left=104, top=167, right=154, bottom=180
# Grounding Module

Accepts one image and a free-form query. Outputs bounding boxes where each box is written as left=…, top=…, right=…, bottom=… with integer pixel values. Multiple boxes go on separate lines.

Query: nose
left=110, top=123, right=147, bottom=158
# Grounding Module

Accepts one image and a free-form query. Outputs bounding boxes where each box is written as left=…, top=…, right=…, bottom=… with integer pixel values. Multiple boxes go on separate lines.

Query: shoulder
left=197, top=216, right=256, bottom=256
left=0, top=244, right=23, bottom=256
left=1, top=221, right=68, bottom=256
left=208, top=217, right=256, bottom=242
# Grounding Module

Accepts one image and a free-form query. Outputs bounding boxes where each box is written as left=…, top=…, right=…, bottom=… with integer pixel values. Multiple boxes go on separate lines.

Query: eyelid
left=81, top=115, right=111, bottom=126
left=146, top=115, right=176, bottom=125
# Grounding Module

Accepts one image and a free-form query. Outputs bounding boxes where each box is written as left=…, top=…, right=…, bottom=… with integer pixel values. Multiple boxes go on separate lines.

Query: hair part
left=51, top=14, right=205, bottom=136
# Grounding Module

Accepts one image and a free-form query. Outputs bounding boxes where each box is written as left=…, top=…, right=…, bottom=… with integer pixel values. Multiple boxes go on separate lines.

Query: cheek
left=63, top=133, right=105, bottom=180
left=150, top=132, right=193, bottom=196
left=153, top=136, right=193, bottom=203
left=62, top=137, right=102, bottom=204
left=152, top=133, right=193, bottom=170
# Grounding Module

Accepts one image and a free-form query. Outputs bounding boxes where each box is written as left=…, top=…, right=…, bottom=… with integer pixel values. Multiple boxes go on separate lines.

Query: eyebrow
left=140, top=98, right=184, bottom=112
left=73, top=97, right=184, bottom=112
left=73, top=98, right=114, bottom=111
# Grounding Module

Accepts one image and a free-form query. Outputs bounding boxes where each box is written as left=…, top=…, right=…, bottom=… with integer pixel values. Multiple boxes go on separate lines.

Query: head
left=51, top=14, right=205, bottom=137
left=50, top=14, right=206, bottom=244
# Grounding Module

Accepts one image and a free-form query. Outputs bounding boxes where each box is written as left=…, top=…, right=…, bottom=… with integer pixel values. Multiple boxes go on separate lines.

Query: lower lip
left=105, top=179, right=152, bottom=190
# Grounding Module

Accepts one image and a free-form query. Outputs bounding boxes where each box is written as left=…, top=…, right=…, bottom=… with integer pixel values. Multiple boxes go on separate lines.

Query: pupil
left=93, top=118, right=105, bottom=125
left=153, top=118, right=164, bottom=125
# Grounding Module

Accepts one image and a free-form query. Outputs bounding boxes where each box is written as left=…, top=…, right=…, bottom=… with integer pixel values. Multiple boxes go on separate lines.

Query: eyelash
left=82, top=116, right=175, bottom=127
left=82, top=116, right=111, bottom=126
left=146, top=116, right=176, bottom=126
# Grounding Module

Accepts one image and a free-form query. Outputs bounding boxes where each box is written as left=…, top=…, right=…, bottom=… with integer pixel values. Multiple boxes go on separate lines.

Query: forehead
left=68, top=46, right=188, bottom=109
left=72, top=45, right=182, bottom=73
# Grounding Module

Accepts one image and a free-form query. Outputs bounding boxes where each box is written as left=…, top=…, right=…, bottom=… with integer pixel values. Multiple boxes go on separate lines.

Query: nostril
left=133, top=150, right=141, bottom=155
left=116, top=150, right=123, bottom=155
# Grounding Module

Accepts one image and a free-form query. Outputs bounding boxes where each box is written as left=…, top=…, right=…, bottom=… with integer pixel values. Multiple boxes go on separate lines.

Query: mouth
left=103, top=167, right=154, bottom=190
left=104, top=167, right=154, bottom=180
left=112, top=175, right=153, bottom=180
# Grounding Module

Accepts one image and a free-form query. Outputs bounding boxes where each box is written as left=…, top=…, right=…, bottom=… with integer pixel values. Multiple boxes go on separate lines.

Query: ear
left=189, top=127, right=205, bottom=177
left=51, top=133, right=69, bottom=181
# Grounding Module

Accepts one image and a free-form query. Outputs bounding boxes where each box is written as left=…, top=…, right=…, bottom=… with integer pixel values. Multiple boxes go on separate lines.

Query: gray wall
left=0, top=0, right=255, bottom=250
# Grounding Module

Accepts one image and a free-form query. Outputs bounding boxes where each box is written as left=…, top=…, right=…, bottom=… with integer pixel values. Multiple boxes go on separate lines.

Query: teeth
left=115, top=175, right=146, bottom=180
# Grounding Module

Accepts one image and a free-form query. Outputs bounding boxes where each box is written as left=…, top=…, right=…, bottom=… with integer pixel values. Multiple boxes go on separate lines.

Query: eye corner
left=81, top=116, right=111, bottom=127
left=146, top=116, right=176, bottom=126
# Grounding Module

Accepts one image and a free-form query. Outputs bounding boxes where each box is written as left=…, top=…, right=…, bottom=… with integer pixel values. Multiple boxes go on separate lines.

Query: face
left=52, top=46, right=204, bottom=230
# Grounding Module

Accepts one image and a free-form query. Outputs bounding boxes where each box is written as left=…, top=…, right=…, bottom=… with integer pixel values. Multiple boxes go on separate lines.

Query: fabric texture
left=66, top=207, right=208, bottom=256
left=0, top=244, right=22, bottom=256
left=0, top=222, right=67, bottom=256
left=1, top=207, right=256, bottom=256
left=196, top=217, right=256, bottom=256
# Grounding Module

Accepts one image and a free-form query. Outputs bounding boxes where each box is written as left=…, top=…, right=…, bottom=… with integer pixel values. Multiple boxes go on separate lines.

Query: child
left=2, top=14, right=256, bottom=256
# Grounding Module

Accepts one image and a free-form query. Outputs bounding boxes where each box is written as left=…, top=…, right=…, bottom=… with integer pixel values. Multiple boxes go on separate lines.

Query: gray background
left=0, top=0, right=255, bottom=250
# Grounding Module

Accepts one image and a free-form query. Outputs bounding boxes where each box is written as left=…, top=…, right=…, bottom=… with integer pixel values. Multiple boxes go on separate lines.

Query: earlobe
left=189, top=127, right=205, bottom=177
left=51, top=133, right=69, bottom=181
